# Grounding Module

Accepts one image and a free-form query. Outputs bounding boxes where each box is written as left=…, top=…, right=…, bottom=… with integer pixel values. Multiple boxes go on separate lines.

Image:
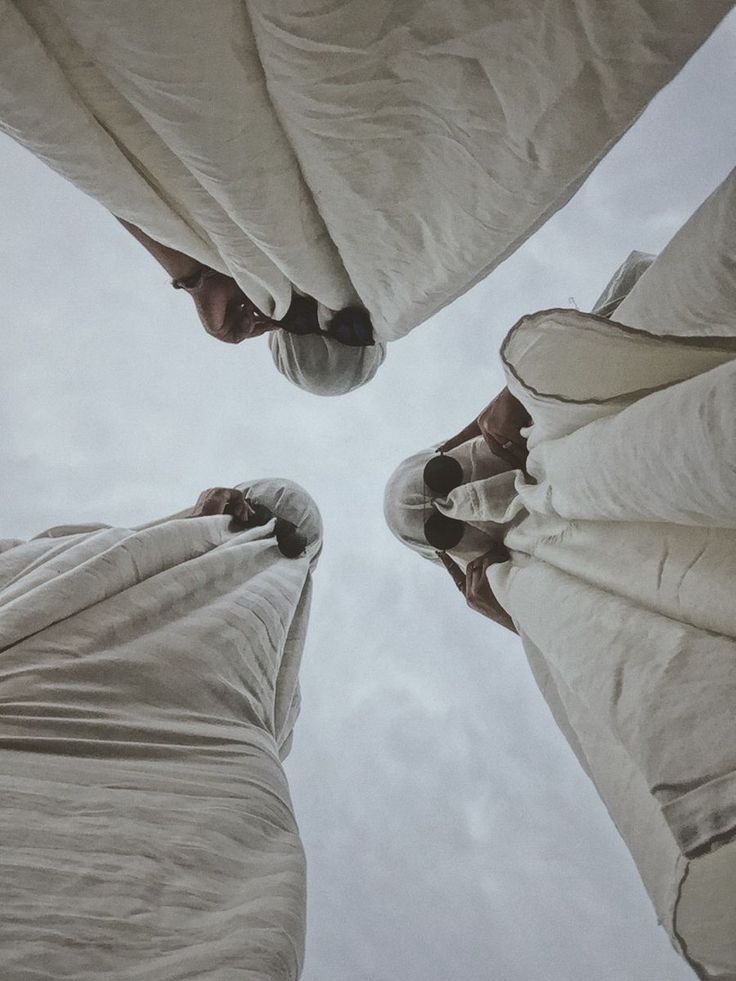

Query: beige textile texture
left=383, top=169, right=736, bottom=978
left=488, top=170, right=736, bottom=979
left=0, top=1, right=731, bottom=393
left=0, top=479, right=322, bottom=981
left=267, top=328, right=386, bottom=397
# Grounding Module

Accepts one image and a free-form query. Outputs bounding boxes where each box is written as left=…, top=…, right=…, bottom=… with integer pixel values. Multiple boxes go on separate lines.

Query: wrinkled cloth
left=0, top=1, right=731, bottom=393
left=269, top=327, right=386, bottom=397
left=590, top=250, right=655, bottom=319
left=0, top=478, right=322, bottom=981
left=487, top=170, right=736, bottom=979
left=383, top=248, right=659, bottom=563
left=384, top=168, right=736, bottom=978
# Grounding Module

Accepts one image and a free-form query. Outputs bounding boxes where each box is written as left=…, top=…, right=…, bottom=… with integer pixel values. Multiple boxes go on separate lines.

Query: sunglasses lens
left=243, top=503, right=306, bottom=558
left=275, top=518, right=308, bottom=559
left=424, top=513, right=464, bottom=551
left=423, top=454, right=463, bottom=496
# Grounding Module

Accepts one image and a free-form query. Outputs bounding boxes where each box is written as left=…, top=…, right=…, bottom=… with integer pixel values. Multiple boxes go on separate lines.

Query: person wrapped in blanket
left=0, top=479, right=321, bottom=980
left=383, top=169, right=736, bottom=978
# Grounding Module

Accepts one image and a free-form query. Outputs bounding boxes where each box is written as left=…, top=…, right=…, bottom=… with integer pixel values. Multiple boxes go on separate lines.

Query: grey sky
left=1, top=13, right=735, bottom=981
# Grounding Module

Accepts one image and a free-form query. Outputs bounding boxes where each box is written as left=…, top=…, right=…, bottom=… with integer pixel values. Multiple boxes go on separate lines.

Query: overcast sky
left=1, top=14, right=735, bottom=981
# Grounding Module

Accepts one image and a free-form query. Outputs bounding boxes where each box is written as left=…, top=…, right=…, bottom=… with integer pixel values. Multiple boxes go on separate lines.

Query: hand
left=189, top=487, right=256, bottom=523
left=437, top=547, right=517, bottom=631
left=439, top=387, right=531, bottom=469
left=463, top=546, right=509, bottom=618
left=179, top=269, right=279, bottom=344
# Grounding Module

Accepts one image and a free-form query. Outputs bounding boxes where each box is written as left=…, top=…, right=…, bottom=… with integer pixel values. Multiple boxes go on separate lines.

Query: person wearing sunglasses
left=0, top=477, right=321, bottom=979
left=384, top=168, right=736, bottom=976
left=383, top=434, right=522, bottom=634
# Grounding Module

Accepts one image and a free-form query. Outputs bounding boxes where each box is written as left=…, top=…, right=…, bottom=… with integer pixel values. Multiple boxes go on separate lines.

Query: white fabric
left=590, top=250, right=655, bottom=319
left=0, top=1, right=730, bottom=393
left=268, top=329, right=386, bottom=397
left=0, top=478, right=322, bottom=981
left=384, top=169, right=736, bottom=977
left=488, top=171, right=736, bottom=979
left=614, top=167, right=736, bottom=337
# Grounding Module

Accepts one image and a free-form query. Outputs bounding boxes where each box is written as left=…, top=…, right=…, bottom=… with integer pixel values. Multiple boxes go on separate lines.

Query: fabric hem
left=499, top=307, right=736, bottom=405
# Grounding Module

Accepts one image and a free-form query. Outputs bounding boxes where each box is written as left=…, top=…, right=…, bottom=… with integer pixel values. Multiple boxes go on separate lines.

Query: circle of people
left=1, top=4, right=735, bottom=980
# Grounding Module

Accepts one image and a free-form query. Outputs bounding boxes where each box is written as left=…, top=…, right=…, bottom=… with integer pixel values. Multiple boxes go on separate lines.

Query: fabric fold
left=2, top=1, right=731, bottom=393
left=0, top=478, right=321, bottom=980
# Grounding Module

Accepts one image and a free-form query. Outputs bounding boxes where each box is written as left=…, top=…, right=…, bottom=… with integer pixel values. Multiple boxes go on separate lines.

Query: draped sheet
left=383, top=169, right=736, bottom=976
left=480, top=170, right=736, bottom=979
left=0, top=479, right=322, bottom=981
left=0, top=0, right=731, bottom=340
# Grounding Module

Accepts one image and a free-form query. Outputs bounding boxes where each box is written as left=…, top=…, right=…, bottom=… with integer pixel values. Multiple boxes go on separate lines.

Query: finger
left=465, top=566, right=482, bottom=610
left=482, top=432, right=521, bottom=467
left=498, top=430, right=528, bottom=452
left=239, top=499, right=256, bottom=522
left=490, top=432, right=529, bottom=468
left=438, top=420, right=482, bottom=453
left=222, top=489, right=260, bottom=524
left=192, top=487, right=245, bottom=518
left=190, top=488, right=229, bottom=517
left=481, top=543, right=510, bottom=570
left=199, top=488, right=234, bottom=516
left=493, top=432, right=529, bottom=463
left=437, top=551, right=466, bottom=592
left=189, top=489, right=213, bottom=517
left=229, top=494, right=256, bottom=524
left=467, top=561, right=485, bottom=595
left=222, top=489, right=244, bottom=519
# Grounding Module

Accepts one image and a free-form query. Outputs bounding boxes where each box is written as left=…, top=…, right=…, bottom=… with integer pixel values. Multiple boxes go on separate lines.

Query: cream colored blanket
left=0, top=479, right=322, bottom=981
left=0, top=0, right=730, bottom=342
left=467, top=170, right=736, bottom=979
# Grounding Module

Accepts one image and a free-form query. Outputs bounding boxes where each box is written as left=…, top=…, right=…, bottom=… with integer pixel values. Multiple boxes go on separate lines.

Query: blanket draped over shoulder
left=0, top=1, right=731, bottom=391
left=458, top=169, right=736, bottom=979
left=0, top=479, right=322, bottom=981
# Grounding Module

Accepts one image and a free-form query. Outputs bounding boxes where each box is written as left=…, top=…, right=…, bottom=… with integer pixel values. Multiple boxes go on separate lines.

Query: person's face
left=193, top=271, right=280, bottom=344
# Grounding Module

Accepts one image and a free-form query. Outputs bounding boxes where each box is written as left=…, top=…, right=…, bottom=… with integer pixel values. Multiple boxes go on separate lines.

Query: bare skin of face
left=116, top=219, right=280, bottom=343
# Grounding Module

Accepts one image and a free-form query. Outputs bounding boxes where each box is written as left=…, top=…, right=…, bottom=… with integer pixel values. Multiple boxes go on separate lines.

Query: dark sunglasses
left=280, top=295, right=375, bottom=347
left=422, top=452, right=465, bottom=551
left=244, top=502, right=308, bottom=559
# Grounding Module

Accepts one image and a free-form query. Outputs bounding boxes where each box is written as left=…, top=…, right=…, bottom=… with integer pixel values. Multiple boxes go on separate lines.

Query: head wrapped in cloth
left=269, top=331, right=386, bottom=396
left=383, top=438, right=516, bottom=569
left=236, top=478, right=324, bottom=562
